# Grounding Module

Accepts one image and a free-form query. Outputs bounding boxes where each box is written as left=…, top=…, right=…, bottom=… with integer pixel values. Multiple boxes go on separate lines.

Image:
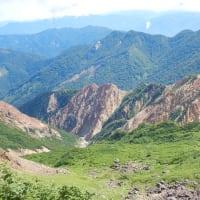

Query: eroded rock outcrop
left=49, top=83, right=126, bottom=140
left=0, top=148, right=69, bottom=175
left=0, top=101, right=60, bottom=138
left=47, top=93, right=58, bottom=113
left=124, top=75, right=200, bottom=131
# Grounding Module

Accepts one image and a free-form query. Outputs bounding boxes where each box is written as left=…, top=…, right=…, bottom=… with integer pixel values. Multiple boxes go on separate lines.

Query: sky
left=0, top=0, right=200, bottom=22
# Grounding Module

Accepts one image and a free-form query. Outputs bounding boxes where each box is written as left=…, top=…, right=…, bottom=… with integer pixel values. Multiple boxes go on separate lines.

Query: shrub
left=0, top=165, right=94, bottom=200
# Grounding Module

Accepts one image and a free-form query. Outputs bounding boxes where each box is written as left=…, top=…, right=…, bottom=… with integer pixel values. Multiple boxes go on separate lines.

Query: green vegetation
left=0, top=48, right=43, bottom=99
left=5, top=29, right=200, bottom=107
left=0, top=121, right=77, bottom=150
left=24, top=121, right=200, bottom=199
left=0, top=165, right=93, bottom=200
left=115, top=121, right=200, bottom=143
left=0, top=121, right=43, bottom=150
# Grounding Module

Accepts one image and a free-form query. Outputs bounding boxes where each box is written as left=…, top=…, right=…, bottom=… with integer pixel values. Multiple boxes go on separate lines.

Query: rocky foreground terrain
left=125, top=181, right=200, bottom=200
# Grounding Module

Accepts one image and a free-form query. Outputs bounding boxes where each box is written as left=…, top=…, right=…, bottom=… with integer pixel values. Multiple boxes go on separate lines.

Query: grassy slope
left=0, top=121, right=77, bottom=151
left=25, top=121, right=200, bottom=199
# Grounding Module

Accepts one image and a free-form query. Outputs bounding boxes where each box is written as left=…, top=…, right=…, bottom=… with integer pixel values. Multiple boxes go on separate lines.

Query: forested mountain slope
left=0, top=48, right=43, bottom=99
left=6, top=29, right=200, bottom=107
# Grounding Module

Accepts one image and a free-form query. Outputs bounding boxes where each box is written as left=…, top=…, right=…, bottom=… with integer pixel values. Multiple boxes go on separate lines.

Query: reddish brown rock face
left=124, top=75, right=200, bottom=131
left=0, top=101, right=60, bottom=138
left=49, top=83, right=126, bottom=140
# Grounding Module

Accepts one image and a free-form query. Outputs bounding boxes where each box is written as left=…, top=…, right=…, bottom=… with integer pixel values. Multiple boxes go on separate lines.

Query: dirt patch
left=0, top=149, right=69, bottom=175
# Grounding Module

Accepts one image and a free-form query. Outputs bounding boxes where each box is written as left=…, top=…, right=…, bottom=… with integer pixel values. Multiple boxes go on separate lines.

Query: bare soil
left=0, top=148, right=69, bottom=175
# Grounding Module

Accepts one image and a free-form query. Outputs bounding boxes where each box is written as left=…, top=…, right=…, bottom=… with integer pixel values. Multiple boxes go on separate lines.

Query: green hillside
left=0, top=48, right=44, bottom=99
left=4, top=44, right=92, bottom=106
left=0, top=166, right=93, bottom=200
left=0, top=121, right=77, bottom=151
left=25, top=121, right=200, bottom=199
left=5, top=29, right=200, bottom=107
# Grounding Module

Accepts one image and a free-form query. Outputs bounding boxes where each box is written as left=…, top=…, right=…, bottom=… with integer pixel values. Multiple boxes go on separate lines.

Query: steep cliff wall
left=50, top=84, right=126, bottom=140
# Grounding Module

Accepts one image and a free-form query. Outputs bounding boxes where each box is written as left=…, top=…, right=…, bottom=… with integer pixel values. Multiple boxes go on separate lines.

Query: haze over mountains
left=0, top=26, right=111, bottom=56
left=1, top=11, right=200, bottom=36
left=1, top=11, right=200, bottom=108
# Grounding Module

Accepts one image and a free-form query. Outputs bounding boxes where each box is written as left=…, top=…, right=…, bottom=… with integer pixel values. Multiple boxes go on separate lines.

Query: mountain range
left=1, top=11, right=200, bottom=36
left=0, top=19, right=200, bottom=199
left=19, top=75, right=200, bottom=141
left=0, top=26, right=111, bottom=57
left=0, top=26, right=110, bottom=99
left=2, top=74, right=200, bottom=142
left=4, top=29, right=200, bottom=107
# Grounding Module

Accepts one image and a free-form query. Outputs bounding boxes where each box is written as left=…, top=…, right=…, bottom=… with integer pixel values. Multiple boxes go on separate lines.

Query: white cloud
left=0, top=0, right=200, bottom=22
left=146, top=21, right=151, bottom=30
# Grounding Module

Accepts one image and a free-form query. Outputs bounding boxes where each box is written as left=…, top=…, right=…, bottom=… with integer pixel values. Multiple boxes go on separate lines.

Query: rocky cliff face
left=124, top=75, right=200, bottom=131
left=0, top=101, right=60, bottom=138
left=49, top=83, right=126, bottom=140
left=16, top=75, right=200, bottom=141
left=47, top=93, right=58, bottom=113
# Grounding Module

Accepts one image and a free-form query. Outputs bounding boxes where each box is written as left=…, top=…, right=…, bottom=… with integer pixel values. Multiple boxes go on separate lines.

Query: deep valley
left=0, top=14, right=200, bottom=199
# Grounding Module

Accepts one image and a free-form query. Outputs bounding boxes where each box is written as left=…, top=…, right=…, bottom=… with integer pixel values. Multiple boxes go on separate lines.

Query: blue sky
left=0, top=0, right=200, bottom=22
